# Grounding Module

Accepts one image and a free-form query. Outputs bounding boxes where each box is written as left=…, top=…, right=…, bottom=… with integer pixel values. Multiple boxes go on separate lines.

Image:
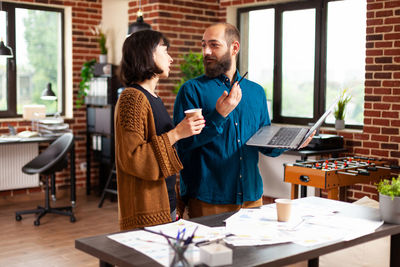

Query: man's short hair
left=118, top=30, right=170, bottom=86
left=209, top=22, right=240, bottom=45
left=223, top=23, right=240, bottom=45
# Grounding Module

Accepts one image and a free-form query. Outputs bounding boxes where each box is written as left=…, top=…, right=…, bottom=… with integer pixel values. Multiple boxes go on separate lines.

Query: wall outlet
left=80, top=162, right=87, bottom=171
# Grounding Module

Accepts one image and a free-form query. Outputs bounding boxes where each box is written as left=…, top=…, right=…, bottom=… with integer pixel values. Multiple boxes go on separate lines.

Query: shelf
left=86, top=63, right=120, bottom=195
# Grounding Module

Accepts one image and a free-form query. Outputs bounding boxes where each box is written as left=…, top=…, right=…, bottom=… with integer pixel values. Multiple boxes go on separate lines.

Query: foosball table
left=284, top=157, right=392, bottom=200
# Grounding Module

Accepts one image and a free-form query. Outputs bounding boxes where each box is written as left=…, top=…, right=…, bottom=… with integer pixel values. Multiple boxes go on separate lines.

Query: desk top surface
left=75, top=197, right=400, bottom=267
left=0, top=135, right=57, bottom=145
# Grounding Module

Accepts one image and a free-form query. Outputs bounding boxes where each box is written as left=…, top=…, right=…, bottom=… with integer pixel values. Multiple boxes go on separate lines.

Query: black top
left=131, top=84, right=176, bottom=213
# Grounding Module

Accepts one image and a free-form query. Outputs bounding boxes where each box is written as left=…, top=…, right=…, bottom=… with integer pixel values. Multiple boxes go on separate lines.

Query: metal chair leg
left=98, top=165, right=117, bottom=208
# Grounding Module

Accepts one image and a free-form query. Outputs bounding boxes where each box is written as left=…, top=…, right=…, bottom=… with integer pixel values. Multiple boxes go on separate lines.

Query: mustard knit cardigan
left=114, top=87, right=183, bottom=230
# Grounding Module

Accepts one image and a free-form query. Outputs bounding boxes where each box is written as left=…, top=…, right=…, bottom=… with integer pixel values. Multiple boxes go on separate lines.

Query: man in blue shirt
left=173, top=22, right=286, bottom=218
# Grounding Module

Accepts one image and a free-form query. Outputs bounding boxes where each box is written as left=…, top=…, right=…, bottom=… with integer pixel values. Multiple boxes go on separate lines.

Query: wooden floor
left=0, top=190, right=119, bottom=267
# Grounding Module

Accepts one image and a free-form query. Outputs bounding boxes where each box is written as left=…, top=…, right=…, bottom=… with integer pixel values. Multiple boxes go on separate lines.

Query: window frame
left=1, top=2, right=65, bottom=118
left=237, top=0, right=363, bottom=129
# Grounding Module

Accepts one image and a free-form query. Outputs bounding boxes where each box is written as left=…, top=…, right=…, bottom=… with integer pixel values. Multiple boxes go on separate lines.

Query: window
left=0, top=2, right=64, bottom=118
left=239, top=0, right=366, bottom=127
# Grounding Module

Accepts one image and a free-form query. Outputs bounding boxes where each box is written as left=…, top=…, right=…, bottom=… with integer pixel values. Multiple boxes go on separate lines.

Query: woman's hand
left=167, top=114, right=205, bottom=145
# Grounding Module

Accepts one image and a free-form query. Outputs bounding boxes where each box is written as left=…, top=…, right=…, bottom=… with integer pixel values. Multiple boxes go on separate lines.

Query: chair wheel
left=16, top=215, right=22, bottom=221
left=70, top=216, right=76, bottom=223
left=34, top=220, right=40, bottom=226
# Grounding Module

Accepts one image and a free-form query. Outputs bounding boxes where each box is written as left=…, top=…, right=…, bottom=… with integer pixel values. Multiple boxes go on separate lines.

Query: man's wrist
left=216, top=108, right=228, bottom=118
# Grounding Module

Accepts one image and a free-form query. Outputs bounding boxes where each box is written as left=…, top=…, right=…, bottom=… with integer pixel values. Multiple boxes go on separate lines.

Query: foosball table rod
left=337, top=171, right=357, bottom=176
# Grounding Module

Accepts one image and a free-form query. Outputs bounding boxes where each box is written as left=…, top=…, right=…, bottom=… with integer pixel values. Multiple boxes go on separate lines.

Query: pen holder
left=169, top=241, right=195, bottom=267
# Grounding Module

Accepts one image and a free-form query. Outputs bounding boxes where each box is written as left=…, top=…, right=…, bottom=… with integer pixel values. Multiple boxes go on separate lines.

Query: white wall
left=259, top=152, right=316, bottom=198
left=102, top=0, right=129, bottom=65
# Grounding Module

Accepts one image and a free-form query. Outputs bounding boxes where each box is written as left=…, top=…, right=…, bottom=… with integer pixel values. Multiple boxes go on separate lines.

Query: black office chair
left=15, top=133, right=76, bottom=226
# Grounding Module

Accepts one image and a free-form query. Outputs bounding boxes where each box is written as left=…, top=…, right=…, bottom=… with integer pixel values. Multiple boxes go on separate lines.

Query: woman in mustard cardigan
left=115, top=30, right=205, bottom=230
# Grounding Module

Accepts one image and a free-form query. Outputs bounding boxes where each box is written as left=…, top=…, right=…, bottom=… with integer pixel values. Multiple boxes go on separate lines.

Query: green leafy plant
left=76, top=59, right=96, bottom=107
left=91, top=24, right=107, bottom=55
left=174, top=51, right=204, bottom=94
left=334, top=88, right=352, bottom=120
left=377, top=175, right=400, bottom=200
left=98, top=31, right=107, bottom=54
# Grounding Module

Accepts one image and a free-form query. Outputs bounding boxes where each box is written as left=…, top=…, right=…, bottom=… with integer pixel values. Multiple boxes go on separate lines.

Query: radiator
left=0, top=143, right=39, bottom=191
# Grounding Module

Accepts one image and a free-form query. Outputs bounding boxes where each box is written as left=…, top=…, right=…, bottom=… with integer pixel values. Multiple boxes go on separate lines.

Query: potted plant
left=333, top=88, right=351, bottom=130
left=91, top=25, right=108, bottom=63
left=76, top=59, right=96, bottom=107
left=377, top=175, right=400, bottom=224
left=174, top=51, right=204, bottom=94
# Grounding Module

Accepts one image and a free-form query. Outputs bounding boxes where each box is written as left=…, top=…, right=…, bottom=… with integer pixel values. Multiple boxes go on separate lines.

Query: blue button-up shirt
left=173, top=72, right=285, bottom=205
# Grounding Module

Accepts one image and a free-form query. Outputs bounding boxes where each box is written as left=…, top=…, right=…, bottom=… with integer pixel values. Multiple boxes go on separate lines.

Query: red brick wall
left=127, top=0, right=224, bottom=113
left=321, top=0, right=400, bottom=201
left=0, top=0, right=103, bottom=197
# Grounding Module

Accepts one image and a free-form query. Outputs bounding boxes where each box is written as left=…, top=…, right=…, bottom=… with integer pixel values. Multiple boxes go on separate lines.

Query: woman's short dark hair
left=118, top=30, right=170, bottom=86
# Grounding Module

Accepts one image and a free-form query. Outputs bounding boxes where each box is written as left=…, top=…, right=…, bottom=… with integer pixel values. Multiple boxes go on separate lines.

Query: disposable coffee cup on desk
left=184, top=108, right=202, bottom=118
left=275, top=198, right=292, bottom=222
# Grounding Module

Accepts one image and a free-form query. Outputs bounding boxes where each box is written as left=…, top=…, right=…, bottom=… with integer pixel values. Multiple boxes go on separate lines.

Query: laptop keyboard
left=267, top=127, right=302, bottom=146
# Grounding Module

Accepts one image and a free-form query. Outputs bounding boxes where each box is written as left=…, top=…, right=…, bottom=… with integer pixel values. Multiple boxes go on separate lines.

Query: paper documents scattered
left=223, top=202, right=383, bottom=247
left=108, top=219, right=227, bottom=266
left=108, top=202, right=384, bottom=265
left=145, top=219, right=227, bottom=244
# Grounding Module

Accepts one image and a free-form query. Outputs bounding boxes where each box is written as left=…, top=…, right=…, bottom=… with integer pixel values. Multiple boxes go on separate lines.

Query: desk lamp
left=41, top=82, right=58, bottom=115
left=0, top=38, right=13, bottom=57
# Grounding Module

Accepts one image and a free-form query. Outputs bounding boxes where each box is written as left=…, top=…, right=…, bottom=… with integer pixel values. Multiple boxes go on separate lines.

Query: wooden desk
left=75, top=197, right=400, bottom=267
left=0, top=136, right=76, bottom=205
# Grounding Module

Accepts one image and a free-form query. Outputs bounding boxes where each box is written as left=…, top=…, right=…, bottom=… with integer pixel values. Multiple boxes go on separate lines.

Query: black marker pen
left=237, top=71, right=248, bottom=84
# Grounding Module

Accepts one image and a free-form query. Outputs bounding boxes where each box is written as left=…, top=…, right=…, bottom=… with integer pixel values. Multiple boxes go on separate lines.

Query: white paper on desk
left=306, top=215, right=384, bottom=241
left=223, top=203, right=383, bottom=247
left=290, top=223, right=345, bottom=246
left=108, top=229, right=202, bottom=267
left=108, top=230, right=173, bottom=266
left=260, top=202, right=338, bottom=217
left=145, top=219, right=227, bottom=244
left=224, top=208, right=295, bottom=246
left=288, top=215, right=383, bottom=247
left=108, top=220, right=228, bottom=266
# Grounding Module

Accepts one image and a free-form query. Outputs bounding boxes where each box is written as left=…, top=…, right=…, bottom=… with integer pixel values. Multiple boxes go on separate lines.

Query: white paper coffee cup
left=275, top=198, right=292, bottom=222
left=184, top=108, right=202, bottom=118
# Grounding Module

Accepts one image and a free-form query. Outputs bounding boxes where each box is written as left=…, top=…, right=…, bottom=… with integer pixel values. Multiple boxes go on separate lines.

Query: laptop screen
left=301, top=99, right=339, bottom=143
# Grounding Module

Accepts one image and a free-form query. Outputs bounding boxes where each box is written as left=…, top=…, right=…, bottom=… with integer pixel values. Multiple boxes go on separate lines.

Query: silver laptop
left=246, top=100, right=337, bottom=150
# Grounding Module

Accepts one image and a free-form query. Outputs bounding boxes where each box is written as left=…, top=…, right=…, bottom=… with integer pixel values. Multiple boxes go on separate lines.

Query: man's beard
left=203, top=50, right=231, bottom=78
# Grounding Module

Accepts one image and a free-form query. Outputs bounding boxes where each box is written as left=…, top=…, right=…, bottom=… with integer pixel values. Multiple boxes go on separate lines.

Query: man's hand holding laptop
left=298, top=130, right=316, bottom=149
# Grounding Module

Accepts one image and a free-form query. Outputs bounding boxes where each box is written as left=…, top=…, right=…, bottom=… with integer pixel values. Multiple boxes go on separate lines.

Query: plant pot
left=379, top=193, right=400, bottom=224
left=335, top=119, right=345, bottom=130
left=99, top=54, right=107, bottom=64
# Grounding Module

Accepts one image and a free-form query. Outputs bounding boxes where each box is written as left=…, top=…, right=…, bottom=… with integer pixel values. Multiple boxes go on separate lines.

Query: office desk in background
left=75, top=197, right=400, bottom=267
left=0, top=135, right=76, bottom=205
